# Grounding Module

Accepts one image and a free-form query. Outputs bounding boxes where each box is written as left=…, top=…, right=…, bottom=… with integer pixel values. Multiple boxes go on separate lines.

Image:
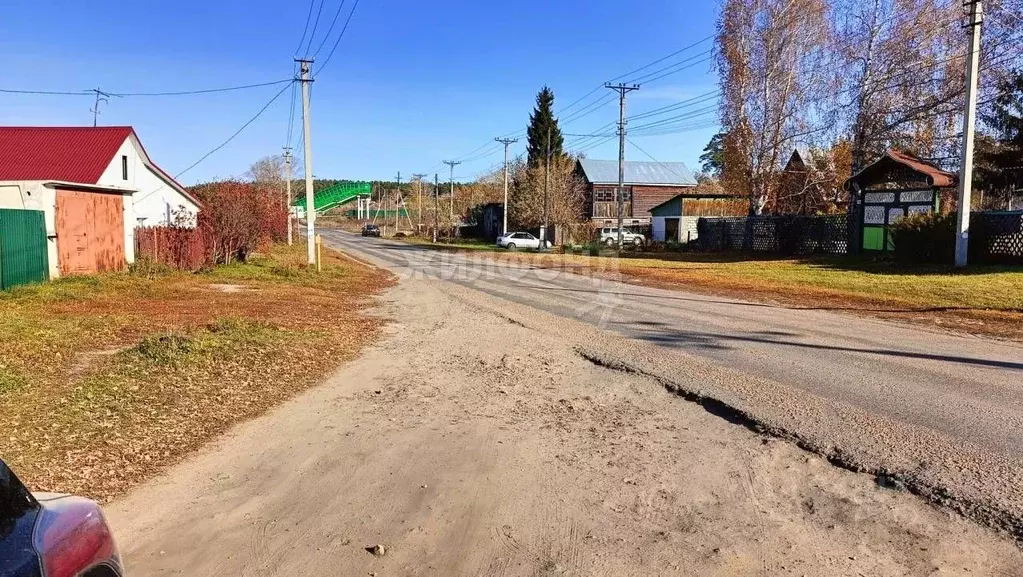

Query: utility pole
left=413, top=173, right=427, bottom=232
left=955, top=0, right=983, bottom=267
left=606, top=83, right=640, bottom=249
left=433, top=173, right=440, bottom=243
left=542, top=125, right=551, bottom=249
left=296, top=59, right=316, bottom=266
left=443, top=160, right=461, bottom=238
left=89, top=88, right=112, bottom=127
left=283, top=147, right=293, bottom=246
left=495, top=138, right=518, bottom=235
left=394, top=171, right=402, bottom=234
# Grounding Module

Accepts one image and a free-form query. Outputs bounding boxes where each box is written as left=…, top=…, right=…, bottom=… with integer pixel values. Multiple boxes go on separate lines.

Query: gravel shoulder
left=107, top=276, right=1023, bottom=576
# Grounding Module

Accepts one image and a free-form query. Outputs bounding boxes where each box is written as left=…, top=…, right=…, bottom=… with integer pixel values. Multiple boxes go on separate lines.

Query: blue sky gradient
left=0, top=0, right=720, bottom=184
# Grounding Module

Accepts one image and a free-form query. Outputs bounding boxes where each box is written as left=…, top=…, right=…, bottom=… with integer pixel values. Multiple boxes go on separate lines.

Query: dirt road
left=108, top=256, right=1023, bottom=575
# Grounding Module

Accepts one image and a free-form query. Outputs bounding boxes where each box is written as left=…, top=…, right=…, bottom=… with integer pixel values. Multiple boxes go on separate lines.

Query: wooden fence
left=134, top=226, right=212, bottom=271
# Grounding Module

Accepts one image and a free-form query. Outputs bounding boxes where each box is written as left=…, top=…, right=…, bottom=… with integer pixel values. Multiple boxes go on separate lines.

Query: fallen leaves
left=0, top=244, right=394, bottom=501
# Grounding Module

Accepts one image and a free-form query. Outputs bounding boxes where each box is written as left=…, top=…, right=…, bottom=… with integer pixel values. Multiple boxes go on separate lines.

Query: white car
left=496, top=232, right=551, bottom=250
left=599, top=227, right=645, bottom=246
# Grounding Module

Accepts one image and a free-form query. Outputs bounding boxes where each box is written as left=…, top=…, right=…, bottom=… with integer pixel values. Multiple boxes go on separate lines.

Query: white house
left=0, top=126, right=201, bottom=278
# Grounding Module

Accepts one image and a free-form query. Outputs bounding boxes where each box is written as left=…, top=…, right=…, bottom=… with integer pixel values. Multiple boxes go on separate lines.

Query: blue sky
left=0, top=0, right=721, bottom=184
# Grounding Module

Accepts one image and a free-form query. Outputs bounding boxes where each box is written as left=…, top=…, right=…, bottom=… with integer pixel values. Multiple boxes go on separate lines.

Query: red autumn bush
left=135, top=181, right=288, bottom=270
left=135, top=225, right=212, bottom=270
left=189, top=180, right=288, bottom=263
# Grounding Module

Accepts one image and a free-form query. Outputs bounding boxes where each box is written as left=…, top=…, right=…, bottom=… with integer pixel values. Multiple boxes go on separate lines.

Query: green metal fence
left=0, top=209, right=49, bottom=290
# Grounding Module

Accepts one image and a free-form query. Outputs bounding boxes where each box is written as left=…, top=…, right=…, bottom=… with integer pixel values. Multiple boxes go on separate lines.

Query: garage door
left=55, top=189, right=126, bottom=275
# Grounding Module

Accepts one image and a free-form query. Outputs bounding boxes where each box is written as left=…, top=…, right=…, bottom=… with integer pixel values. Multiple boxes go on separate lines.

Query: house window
left=594, top=187, right=615, bottom=202
left=121, top=155, right=128, bottom=180
left=594, top=186, right=632, bottom=202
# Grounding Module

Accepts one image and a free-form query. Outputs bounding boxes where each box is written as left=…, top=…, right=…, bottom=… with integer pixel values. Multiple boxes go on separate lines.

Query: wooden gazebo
left=843, top=149, right=958, bottom=253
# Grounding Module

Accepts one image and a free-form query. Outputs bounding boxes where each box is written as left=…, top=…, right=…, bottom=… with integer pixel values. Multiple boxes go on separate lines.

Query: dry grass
left=418, top=245, right=1023, bottom=340
left=0, top=244, right=393, bottom=501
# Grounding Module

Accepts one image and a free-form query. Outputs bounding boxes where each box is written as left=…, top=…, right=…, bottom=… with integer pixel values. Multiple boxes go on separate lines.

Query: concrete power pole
left=495, top=138, right=518, bottom=235
left=542, top=125, right=551, bottom=249
left=433, top=173, right=440, bottom=243
left=443, top=160, right=461, bottom=238
left=606, top=83, right=640, bottom=249
left=413, top=173, right=427, bottom=232
left=955, top=0, right=984, bottom=267
left=297, top=58, right=316, bottom=265
left=394, top=172, right=402, bottom=234
left=283, top=147, right=293, bottom=246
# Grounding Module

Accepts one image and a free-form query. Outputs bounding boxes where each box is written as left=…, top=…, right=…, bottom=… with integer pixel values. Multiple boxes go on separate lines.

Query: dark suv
left=1, top=459, right=123, bottom=577
left=361, top=224, right=381, bottom=237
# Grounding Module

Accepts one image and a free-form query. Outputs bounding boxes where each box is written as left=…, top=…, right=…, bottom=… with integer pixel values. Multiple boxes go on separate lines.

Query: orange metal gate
left=55, top=189, right=126, bottom=275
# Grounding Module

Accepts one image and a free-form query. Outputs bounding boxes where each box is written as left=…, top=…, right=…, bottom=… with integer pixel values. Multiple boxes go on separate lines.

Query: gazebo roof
left=843, top=149, right=958, bottom=191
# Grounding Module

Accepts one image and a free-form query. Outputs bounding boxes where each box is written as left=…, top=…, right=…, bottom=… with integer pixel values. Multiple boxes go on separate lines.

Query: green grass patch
left=129, top=318, right=282, bottom=366
left=0, top=365, right=27, bottom=394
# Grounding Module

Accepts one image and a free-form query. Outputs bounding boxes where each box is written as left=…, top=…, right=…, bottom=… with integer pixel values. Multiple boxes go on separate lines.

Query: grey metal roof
left=578, top=158, right=697, bottom=186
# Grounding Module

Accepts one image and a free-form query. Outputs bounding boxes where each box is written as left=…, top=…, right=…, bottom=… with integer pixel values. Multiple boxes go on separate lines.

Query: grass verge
left=0, top=244, right=393, bottom=501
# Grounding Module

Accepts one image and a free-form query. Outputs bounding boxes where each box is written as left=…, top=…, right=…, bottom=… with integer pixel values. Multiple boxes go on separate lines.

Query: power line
left=628, top=119, right=719, bottom=137
left=286, top=70, right=299, bottom=149
left=303, top=0, right=327, bottom=56
left=294, top=0, right=317, bottom=57
left=312, top=0, right=349, bottom=58
left=112, top=79, right=293, bottom=97
left=315, top=0, right=362, bottom=76
left=629, top=104, right=720, bottom=132
left=626, top=137, right=694, bottom=182
left=613, top=35, right=715, bottom=84
left=559, top=92, right=617, bottom=125
left=172, top=81, right=294, bottom=181
left=627, top=90, right=721, bottom=122
left=0, top=88, right=90, bottom=96
left=1, top=79, right=294, bottom=98
left=490, top=37, right=718, bottom=142
left=628, top=50, right=713, bottom=85
left=459, top=144, right=504, bottom=164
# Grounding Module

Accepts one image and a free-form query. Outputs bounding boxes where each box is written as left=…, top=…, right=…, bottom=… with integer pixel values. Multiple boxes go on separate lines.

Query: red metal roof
left=0, top=126, right=201, bottom=208
left=0, top=126, right=134, bottom=183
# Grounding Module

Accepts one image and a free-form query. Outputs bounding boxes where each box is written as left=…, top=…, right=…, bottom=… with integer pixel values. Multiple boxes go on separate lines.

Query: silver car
left=598, top=227, right=645, bottom=246
left=496, top=232, right=551, bottom=250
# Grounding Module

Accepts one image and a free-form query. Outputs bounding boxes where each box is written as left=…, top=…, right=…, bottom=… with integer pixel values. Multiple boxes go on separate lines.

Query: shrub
left=134, top=334, right=194, bottom=365
left=188, top=181, right=288, bottom=264
left=889, top=212, right=956, bottom=264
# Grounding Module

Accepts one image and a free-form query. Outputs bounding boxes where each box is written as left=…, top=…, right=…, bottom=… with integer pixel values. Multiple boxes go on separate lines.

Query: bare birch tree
left=248, top=155, right=287, bottom=208
left=716, top=0, right=835, bottom=215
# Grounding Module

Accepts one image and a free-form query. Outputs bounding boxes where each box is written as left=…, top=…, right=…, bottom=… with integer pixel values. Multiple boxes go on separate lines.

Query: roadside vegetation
left=0, top=244, right=392, bottom=501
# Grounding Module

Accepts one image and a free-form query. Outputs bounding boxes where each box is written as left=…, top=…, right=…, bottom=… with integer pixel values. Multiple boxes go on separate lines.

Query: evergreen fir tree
left=526, top=86, right=565, bottom=167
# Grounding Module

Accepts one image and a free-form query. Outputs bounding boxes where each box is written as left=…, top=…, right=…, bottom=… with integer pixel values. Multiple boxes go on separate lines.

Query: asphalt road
left=323, top=230, right=1023, bottom=461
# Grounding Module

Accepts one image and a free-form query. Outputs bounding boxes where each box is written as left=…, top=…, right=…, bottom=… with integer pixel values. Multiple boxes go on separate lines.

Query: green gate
left=860, top=189, right=940, bottom=252
left=0, top=209, right=50, bottom=290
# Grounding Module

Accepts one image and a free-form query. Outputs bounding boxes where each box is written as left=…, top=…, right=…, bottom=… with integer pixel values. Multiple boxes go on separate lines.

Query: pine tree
left=976, top=72, right=1023, bottom=207
left=526, top=86, right=565, bottom=167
